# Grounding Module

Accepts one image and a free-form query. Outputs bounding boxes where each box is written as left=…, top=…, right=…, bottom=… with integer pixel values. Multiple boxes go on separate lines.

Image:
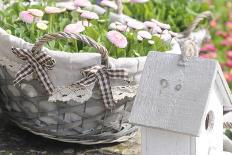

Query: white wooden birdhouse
left=129, top=52, right=232, bottom=155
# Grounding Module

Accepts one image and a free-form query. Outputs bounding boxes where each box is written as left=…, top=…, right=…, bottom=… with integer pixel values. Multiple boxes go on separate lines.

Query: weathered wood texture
left=140, top=88, right=223, bottom=155
left=130, top=52, right=227, bottom=136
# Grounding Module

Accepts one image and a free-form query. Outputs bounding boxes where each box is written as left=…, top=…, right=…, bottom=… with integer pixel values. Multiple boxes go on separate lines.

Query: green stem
left=116, top=47, right=118, bottom=58
left=31, top=22, right=35, bottom=42
left=73, top=40, right=78, bottom=53
left=49, top=14, right=54, bottom=33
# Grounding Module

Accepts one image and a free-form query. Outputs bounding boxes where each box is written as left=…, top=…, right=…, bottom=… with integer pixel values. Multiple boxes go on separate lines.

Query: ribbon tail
left=11, top=48, right=28, bottom=61
left=14, top=65, right=33, bottom=85
left=74, top=74, right=97, bottom=87
left=35, top=65, right=54, bottom=94
left=96, top=70, right=115, bottom=109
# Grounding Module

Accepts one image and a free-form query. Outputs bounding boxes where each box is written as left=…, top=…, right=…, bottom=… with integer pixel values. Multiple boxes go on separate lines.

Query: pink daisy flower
left=100, top=0, right=118, bottom=10
left=19, top=11, right=35, bottom=24
left=138, top=30, right=152, bottom=40
left=127, top=20, right=145, bottom=30
left=28, top=9, right=44, bottom=17
left=64, top=23, right=85, bottom=34
left=45, top=6, right=66, bottom=14
left=74, top=0, right=91, bottom=7
left=130, top=0, right=149, bottom=3
left=107, top=30, right=128, bottom=48
left=81, top=11, right=99, bottom=20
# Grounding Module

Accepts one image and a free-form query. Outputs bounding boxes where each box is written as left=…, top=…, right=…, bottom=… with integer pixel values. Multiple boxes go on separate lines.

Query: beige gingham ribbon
left=74, top=65, right=130, bottom=109
left=11, top=47, right=55, bottom=94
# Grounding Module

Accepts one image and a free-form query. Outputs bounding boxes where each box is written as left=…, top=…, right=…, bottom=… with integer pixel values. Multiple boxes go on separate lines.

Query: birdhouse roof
left=129, top=52, right=232, bottom=136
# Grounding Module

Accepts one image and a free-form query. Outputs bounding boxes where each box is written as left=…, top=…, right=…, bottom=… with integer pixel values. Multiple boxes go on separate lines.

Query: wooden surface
left=0, top=113, right=141, bottom=155
left=130, top=52, right=218, bottom=136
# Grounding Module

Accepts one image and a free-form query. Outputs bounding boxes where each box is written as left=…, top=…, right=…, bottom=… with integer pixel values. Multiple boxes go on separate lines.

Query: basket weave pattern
left=0, top=32, right=138, bottom=144
left=0, top=65, right=137, bottom=144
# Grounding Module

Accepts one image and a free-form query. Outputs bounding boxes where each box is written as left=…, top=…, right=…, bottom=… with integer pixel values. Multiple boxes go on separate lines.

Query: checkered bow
left=74, top=65, right=130, bottom=109
left=11, top=47, right=55, bottom=94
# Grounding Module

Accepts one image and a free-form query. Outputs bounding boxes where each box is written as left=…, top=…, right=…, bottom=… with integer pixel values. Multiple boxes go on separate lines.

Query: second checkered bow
left=11, top=47, right=55, bottom=94
left=74, top=65, right=130, bottom=109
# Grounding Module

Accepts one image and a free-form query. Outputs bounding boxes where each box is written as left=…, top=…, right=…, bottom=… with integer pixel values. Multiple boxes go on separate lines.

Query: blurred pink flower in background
left=28, top=9, right=44, bottom=17
left=224, top=72, right=232, bottom=82
left=200, top=52, right=217, bottom=59
left=130, top=0, right=149, bottom=3
left=200, top=43, right=217, bottom=52
left=226, top=21, right=232, bottom=30
left=107, top=30, right=128, bottom=48
left=45, top=6, right=66, bottom=14
left=210, top=19, right=217, bottom=28
left=100, top=0, right=118, bottom=10
left=64, top=23, right=85, bottom=34
left=19, top=11, right=35, bottom=24
left=74, top=0, right=91, bottom=7
left=227, top=50, right=232, bottom=59
left=216, top=31, right=228, bottom=38
left=221, top=37, right=232, bottom=46
left=226, top=60, right=232, bottom=68
left=81, top=11, right=99, bottom=20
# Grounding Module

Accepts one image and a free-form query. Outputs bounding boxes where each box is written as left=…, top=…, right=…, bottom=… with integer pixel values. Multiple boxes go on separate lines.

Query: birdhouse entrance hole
left=205, top=111, right=214, bottom=132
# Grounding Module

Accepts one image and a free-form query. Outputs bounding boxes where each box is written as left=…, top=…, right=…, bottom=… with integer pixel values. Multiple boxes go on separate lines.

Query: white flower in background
left=56, top=2, right=76, bottom=11
left=74, top=0, right=92, bottom=7
left=151, top=19, right=171, bottom=30
left=109, top=22, right=128, bottom=32
left=161, top=29, right=172, bottom=42
left=28, top=9, right=44, bottom=17
left=127, top=20, right=145, bottom=30
left=130, top=0, right=149, bottom=3
left=148, top=40, right=155, bottom=45
left=138, top=30, right=152, bottom=40
left=100, top=0, right=118, bottom=10
left=81, top=11, right=99, bottom=20
left=45, top=6, right=66, bottom=14
left=64, top=23, right=85, bottom=34
left=36, top=22, right=48, bottom=30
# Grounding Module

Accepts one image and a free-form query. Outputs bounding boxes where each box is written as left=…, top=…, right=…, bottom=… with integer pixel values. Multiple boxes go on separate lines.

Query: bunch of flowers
left=200, top=0, right=232, bottom=87
left=0, top=0, right=171, bottom=58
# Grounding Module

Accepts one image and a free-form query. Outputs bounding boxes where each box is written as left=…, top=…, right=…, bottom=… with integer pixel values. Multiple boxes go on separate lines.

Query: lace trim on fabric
left=48, top=84, right=138, bottom=103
